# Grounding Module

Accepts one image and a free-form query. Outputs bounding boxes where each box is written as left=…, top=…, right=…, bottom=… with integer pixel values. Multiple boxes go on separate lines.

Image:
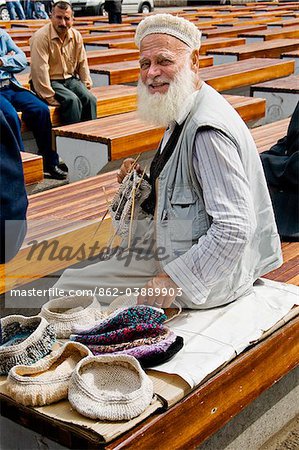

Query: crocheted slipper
left=68, top=355, right=154, bottom=421
left=39, top=295, right=104, bottom=338
left=72, top=305, right=167, bottom=336
left=0, top=315, right=56, bottom=376
left=86, top=327, right=171, bottom=354
left=6, top=342, right=91, bottom=406
left=71, top=322, right=166, bottom=346
left=89, top=332, right=184, bottom=368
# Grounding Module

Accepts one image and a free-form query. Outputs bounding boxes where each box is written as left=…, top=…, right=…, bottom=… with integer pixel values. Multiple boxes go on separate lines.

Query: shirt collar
left=50, top=23, right=73, bottom=42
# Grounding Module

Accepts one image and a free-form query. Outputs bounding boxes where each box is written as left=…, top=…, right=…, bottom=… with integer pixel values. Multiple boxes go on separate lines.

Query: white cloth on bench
left=153, top=278, right=299, bottom=387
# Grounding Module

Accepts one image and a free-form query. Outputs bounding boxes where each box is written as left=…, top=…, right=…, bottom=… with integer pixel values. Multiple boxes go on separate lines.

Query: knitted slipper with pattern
left=86, top=327, right=170, bottom=354
left=0, top=315, right=56, bottom=375
left=72, top=305, right=167, bottom=336
left=70, top=322, right=166, bottom=346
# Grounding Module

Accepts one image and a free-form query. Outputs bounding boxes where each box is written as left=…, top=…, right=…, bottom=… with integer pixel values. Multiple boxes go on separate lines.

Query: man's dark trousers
left=0, top=83, right=58, bottom=168
left=51, top=77, right=97, bottom=125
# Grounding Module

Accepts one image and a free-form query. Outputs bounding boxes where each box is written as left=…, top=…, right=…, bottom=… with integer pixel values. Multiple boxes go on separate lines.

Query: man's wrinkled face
left=137, top=33, right=198, bottom=127
left=51, top=6, right=73, bottom=37
left=139, top=34, right=191, bottom=95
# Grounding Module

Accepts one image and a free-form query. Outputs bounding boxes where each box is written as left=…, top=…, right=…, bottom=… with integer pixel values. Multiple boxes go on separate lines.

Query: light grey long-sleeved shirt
left=160, top=92, right=254, bottom=301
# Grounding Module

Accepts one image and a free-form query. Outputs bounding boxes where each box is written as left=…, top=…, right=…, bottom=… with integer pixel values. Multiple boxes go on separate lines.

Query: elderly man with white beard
left=52, top=14, right=282, bottom=310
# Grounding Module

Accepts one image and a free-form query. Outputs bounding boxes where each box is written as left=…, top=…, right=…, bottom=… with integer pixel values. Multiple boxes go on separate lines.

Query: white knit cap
left=68, top=355, right=154, bottom=421
left=135, top=14, right=201, bottom=50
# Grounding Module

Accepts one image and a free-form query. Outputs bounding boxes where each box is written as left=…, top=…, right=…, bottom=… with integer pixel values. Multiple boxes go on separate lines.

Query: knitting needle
left=91, top=187, right=111, bottom=239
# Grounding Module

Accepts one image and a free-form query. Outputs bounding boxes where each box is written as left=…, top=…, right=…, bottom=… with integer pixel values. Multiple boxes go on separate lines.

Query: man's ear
left=191, top=49, right=200, bottom=72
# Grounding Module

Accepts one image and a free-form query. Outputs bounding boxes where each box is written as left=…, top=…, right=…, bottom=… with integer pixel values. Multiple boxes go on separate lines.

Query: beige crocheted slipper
left=68, top=354, right=154, bottom=421
left=6, top=341, right=91, bottom=406
left=39, top=295, right=104, bottom=338
left=0, top=315, right=55, bottom=376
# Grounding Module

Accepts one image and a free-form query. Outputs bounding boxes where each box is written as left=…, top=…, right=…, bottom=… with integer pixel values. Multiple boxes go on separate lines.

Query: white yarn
left=135, top=13, right=202, bottom=50
left=68, top=355, right=154, bottom=421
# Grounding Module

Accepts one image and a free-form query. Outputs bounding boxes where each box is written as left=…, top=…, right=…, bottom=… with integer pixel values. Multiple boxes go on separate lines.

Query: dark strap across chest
left=142, top=121, right=185, bottom=215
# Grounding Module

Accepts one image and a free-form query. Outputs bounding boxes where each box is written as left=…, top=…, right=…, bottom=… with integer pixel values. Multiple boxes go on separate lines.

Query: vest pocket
left=168, top=186, right=208, bottom=241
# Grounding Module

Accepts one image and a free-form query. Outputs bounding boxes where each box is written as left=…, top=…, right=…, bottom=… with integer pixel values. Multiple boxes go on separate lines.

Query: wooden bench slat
left=239, top=25, right=299, bottom=40
left=21, top=152, right=44, bottom=185
left=250, top=74, right=299, bottom=94
left=207, top=39, right=299, bottom=60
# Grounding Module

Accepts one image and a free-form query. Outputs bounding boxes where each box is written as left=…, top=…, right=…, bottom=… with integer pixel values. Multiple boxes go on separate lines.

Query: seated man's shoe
left=45, top=165, right=68, bottom=180
left=58, top=158, right=69, bottom=172
left=58, top=161, right=68, bottom=172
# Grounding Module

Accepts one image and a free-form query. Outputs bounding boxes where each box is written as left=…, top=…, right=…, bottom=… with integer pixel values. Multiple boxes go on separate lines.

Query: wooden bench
left=21, top=152, right=44, bottom=185
left=1, top=243, right=298, bottom=448
left=250, top=75, right=299, bottom=124
left=267, top=18, right=299, bottom=28
left=251, top=117, right=290, bottom=153
left=83, top=32, right=135, bottom=44
left=85, top=36, right=246, bottom=53
left=86, top=48, right=139, bottom=65
left=207, top=39, right=299, bottom=65
left=0, top=115, right=293, bottom=296
left=201, top=24, right=268, bottom=40
left=27, top=49, right=140, bottom=67
left=90, top=56, right=214, bottom=86
left=19, top=85, right=138, bottom=132
left=281, top=49, right=299, bottom=74
left=200, top=57, right=295, bottom=94
left=0, top=171, right=119, bottom=295
left=90, top=57, right=294, bottom=91
left=239, top=25, right=299, bottom=44
left=54, top=95, right=266, bottom=182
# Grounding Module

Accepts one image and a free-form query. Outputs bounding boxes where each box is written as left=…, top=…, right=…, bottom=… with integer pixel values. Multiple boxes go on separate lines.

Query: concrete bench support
left=56, top=136, right=109, bottom=181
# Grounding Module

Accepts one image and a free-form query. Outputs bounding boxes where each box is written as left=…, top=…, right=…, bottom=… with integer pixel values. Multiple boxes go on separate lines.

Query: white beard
left=137, top=64, right=197, bottom=128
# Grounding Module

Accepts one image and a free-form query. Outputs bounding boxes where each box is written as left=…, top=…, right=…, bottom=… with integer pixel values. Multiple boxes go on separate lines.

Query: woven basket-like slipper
left=68, top=354, right=154, bottom=421
left=39, top=295, right=104, bottom=338
left=6, top=341, right=91, bottom=406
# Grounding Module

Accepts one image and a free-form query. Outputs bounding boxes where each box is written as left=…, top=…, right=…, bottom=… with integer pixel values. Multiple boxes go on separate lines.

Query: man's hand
left=137, top=272, right=180, bottom=309
left=117, top=158, right=143, bottom=184
left=0, top=51, right=16, bottom=67
left=47, top=96, right=60, bottom=107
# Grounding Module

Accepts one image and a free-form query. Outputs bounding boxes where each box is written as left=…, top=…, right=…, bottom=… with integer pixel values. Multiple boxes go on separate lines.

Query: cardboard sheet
left=0, top=278, right=298, bottom=443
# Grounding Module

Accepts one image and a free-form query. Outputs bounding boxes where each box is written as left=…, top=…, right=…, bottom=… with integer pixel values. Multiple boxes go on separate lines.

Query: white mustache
left=146, top=78, right=170, bottom=86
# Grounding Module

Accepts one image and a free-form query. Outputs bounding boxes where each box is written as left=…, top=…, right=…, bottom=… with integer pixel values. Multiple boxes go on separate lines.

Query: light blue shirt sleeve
left=0, top=31, right=27, bottom=76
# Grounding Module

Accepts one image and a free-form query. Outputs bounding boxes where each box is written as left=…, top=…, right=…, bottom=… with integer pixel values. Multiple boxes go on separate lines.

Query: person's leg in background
left=24, top=0, right=33, bottom=18
left=5, top=85, right=67, bottom=179
left=13, top=0, right=26, bottom=19
left=51, top=80, right=83, bottom=125
left=5, top=1, right=17, bottom=20
left=109, top=12, right=121, bottom=23
left=0, top=91, right=25, bottom=152
left=65, top=77, right=97, bottom=122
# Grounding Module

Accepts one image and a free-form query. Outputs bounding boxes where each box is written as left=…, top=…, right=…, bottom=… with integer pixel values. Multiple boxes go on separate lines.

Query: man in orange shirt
left=30, top=1, right=97, bottom=125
